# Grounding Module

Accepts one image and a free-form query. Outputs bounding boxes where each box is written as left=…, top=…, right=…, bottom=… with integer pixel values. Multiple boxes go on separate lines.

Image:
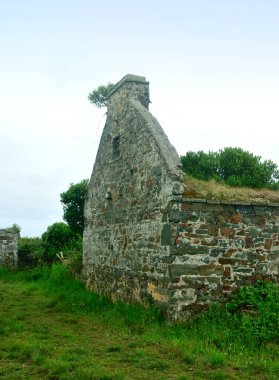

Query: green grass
left=183, top=174, right=279, bottom=203
left=0, top=265, right=278, bottom=380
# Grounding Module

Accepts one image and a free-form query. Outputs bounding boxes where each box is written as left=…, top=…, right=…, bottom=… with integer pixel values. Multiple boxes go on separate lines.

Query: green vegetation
left=226, top=282, right=279, bottom=342
left=181, top=147, right=279, bottom=189
left=7, top=145, right=279, bottom=379
left=17, top=179, right=88, bottom=269
left=17, top=233, right=83, bottom=276
left=183, top=174, right=279, bottom=203
left=18, top=237, right=44, bottom=268
left=41, top=222, right=76, bottom=263
left=0, top=265, right=278, bottom=380
left=9, top=223, right=21, bottom=235
left=60, top=179, right=89, bottom=235
left=88, top=82, right=115, bottom=108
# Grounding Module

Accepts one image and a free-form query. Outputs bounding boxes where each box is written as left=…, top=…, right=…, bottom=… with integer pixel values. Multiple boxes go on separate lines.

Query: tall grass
left=1, top=264, right=278, bottom=379
left=1, top=264, right=278, bottom=342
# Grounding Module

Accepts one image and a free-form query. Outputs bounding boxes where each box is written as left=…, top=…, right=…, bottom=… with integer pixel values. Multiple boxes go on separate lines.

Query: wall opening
left=112, top=136, right=120, bottom=159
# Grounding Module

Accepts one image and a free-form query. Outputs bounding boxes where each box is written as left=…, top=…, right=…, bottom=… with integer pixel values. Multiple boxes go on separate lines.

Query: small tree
left=42, top=222, right=74, bottom=262
left=60, top=179, right=89, bottom=235
left=88, top=82, right=115, bottom=108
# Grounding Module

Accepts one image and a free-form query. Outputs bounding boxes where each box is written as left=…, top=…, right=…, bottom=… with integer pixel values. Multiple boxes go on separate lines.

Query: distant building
left=0, top=229, right=18, bottom=269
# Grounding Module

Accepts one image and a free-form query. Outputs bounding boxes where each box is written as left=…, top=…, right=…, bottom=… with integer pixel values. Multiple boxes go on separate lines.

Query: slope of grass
left=183, top=175, right=279, bottom=204
left=0, top=265, right=278, bottom=380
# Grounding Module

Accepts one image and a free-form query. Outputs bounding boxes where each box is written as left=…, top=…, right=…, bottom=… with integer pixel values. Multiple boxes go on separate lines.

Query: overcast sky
left=1, top=0, right=279, bottom=237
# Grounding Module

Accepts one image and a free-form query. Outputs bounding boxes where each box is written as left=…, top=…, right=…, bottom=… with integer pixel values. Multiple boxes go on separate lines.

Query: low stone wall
left=162, top=198, right=279, bottom=320
left=0, top=229, right=18, bottom=269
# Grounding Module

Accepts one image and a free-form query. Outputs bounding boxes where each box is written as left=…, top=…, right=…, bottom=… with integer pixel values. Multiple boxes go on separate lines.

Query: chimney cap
left=107, top=74, right=149, bottom=99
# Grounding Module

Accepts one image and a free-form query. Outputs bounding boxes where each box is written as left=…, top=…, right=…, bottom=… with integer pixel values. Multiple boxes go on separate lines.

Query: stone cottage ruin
left=83, top=74, right=279, bottom=320
left=0, top=229, right=18, bottom=269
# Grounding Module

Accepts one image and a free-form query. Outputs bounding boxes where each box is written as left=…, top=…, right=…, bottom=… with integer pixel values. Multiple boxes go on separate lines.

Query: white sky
left=1, top=0, right=279, bottom=237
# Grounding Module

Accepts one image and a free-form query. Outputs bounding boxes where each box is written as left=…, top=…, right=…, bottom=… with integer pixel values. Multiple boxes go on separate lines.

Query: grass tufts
left=0, top=264, right=278, bottom=379
left=184, top=174, right=279, bottom=203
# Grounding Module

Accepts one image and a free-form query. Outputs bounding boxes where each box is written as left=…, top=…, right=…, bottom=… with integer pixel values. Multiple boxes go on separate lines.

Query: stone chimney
left=107, top=74, right=150, bottom=116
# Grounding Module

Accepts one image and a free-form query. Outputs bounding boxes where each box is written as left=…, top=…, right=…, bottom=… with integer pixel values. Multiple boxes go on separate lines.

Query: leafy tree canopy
left=88, top=82, right=115, bottom=108
left=41, top=222, right=77, bottom=263
left=60, top=179, right=89, bottom=235
left=181, top=147, right=279, bottom=189
left=42, top=222, right=74, bottom=252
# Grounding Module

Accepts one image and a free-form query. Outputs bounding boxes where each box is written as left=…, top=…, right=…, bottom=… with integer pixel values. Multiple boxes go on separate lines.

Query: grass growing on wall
left=184, top=174, right=279, bottom=203
left=0, top=265, right=278, bottom=380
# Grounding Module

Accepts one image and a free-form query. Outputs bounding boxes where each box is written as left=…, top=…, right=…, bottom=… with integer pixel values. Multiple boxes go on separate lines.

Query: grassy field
left=0, top=265, right=278, bottom=380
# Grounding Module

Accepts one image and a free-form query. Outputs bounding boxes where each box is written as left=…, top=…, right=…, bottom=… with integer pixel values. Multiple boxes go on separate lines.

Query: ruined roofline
left=0, top=228, right=19, bottom=235
left=129, top=98, right=183, bottom=183
left=107, top=74, right=149, bottom=99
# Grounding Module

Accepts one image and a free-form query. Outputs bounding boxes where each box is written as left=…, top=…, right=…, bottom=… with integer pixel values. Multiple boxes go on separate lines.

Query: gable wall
left=83, top=75, right=184, bottom=304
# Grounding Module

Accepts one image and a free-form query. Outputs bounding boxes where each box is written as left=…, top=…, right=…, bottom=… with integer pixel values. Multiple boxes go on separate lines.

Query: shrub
left=181, top=147, right=279, bottom=189
left=181, top=150, right=220, bottom=181
left=41, top=222, right=75, bottom=263
left=62, top=249, right=83, bottom=278
left=18, top=237, right=44, bottom=268
left=226, top=281, right=279, bottom=342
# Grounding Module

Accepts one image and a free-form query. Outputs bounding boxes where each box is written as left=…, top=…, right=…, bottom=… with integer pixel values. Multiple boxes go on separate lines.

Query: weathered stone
left=197, top=263, right=223, bottom=276
left=258, top=216, right=266, bottom=226
left=169, top=264, right=198, bottom=277
left=0, top=229, right=18, bottom=269
left=236, top=229, right=246, bottom=236
left=249, top=227, right=260, bottom=238
left=201, top=238, right=218, bottom=246
left=264, top=239, right=273, bottom=250
left=161, top=224, right=173, bottom=246
left=83, top=74, right=279, bottom=321
left=191, top=203, right=214, bottom=212
left=223, top=266, right=231, bottom=277
left=220, top=227, right=235, bottom=238
left=209, top=247, right=227, bottom=257
left=169, top=210, right=199, bottom=223
left=208, top=225, right=219, bottom=236
left=181, top=202, right=191, bottom=211
left=233, top=267, right=253, bottom=274
left=245, top=237, right=253, bottom=248
left=216, top=214, right=230, bottom=225
left=196, top=229, right=209, bottom=235
left=237, top=205, right=253, bottom=215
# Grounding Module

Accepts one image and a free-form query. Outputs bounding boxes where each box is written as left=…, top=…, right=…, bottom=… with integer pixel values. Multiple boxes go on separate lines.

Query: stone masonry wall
left=0, top=229, right=18, bottom=269
left=164, top=199, right=279, bottom=320
left=83, top=74, right=279, bottom=320
left=83, top=74, right=184, bottom=304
